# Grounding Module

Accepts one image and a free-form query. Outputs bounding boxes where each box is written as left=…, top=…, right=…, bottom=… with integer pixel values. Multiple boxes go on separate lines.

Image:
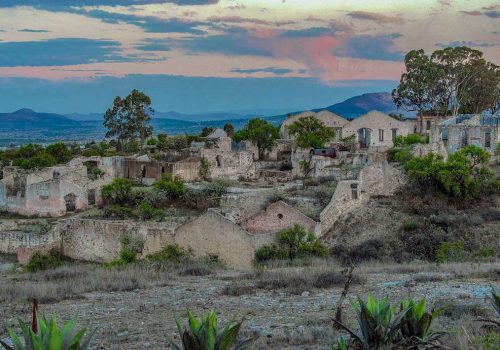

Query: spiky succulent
left=400, top=298, right=443, bottom=341
left=168, top=310, right=252, bottom=350
left=0, top=315, right=94, bottom=350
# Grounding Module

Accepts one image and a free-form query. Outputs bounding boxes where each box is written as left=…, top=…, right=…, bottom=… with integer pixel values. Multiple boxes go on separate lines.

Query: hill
left=0, top=109, right=80, bottom=129
left=318, top=92, right=411, bottom=118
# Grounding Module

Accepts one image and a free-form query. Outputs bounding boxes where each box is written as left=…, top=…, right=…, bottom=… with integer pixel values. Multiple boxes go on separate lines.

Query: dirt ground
left=0, top=259, right=498, bottom=350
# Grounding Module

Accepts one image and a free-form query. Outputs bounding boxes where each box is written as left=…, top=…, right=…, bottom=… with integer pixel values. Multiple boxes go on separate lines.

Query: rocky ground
left=0, top=257, right=498, bottom=350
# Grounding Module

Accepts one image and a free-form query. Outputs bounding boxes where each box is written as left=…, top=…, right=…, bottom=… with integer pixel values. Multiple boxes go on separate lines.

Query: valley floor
left=0, top=257, right=498, bottom=350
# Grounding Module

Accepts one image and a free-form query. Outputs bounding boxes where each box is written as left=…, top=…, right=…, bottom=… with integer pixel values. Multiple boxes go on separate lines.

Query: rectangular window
left=426, top=120, right=431, bottom=130
left=392, top=128, right=397, bottom=140
left=485, top=130, right=491, bottom=148
left=379, top=129, right=384, bottom=142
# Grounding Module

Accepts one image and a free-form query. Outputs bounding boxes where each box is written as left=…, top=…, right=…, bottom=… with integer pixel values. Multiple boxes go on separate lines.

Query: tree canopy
left=103, top=89, right=154, bottom=149
left=392, top=46, right=499, bottom=116
left=233, top=118, right=280, bottom=159
left=288, top=116, right=335, bottom=148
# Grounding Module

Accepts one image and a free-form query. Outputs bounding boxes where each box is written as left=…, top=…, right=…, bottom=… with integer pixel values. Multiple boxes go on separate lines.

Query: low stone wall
left=60, top=218, right=181, bottom=263
left=0, top=220, right=61, bottom=254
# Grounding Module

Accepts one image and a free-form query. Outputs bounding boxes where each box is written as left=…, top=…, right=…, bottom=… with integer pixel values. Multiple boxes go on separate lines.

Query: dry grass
left=355, top=260, right=500, bottom=280
left=0, top=264, right=172, bottom=303
left=228, top=263, right=364, bottom=295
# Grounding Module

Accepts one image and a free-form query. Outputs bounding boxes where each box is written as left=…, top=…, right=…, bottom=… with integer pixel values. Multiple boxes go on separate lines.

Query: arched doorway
left=64, top=193, right=77, bottom=212
left=357, top=128, right=371, bottom=149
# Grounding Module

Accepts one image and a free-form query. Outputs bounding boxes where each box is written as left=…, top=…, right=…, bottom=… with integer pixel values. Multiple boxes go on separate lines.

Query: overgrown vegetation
left=254, top=225, right=328, bottom=263
left=25, top=250, right=63, bottom=273
left=288, top=115, right=335, bottom=148
left=0, top=142, right=75, bottom=170
left=233, top=118, right=280, bottom=159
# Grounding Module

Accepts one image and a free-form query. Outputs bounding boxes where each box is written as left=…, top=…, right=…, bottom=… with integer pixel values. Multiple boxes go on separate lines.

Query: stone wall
left=219, top=188, right=275, bottom=224
left=60, top=218, right=181, bottom=262
left=318, top=161, right=407, bottom=235
left=175, top=209, right=275, bottom=270
left=201, top=149, right=254, bottom=180
left=173, top=158, right=201, bottom=182
left=242, top=201, right=318, bottom=235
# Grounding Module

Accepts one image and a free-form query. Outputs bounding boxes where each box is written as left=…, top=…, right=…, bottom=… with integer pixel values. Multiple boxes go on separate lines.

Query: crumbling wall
left=173, top=158, right=201, bottom=182
left=175, top=209, right=275, bottom=270
left=59, top=218, right=180, bottom=262
left=201, top=149, right=254, bottom=180
left=219, top=188, right=274, bottom=224
left=242, top=201, right=318, bottom=235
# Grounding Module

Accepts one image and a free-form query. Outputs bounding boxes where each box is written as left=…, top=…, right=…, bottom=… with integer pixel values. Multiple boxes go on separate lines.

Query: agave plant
left=0, top=315, right=94, bottom=350
left=332, top=294, right=409, bottom=350
left=400, top=298, right=443, bottom=342
left=168, top=310, right=252, bottom=350
left=491, top=285, right=500, bottom=317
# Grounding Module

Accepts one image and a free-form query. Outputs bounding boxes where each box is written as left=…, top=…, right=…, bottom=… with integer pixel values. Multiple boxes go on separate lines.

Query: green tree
left=153, top=174, right=186, bottom=200
left=288, top=116, right=335, bottom=148
left=392, top=49, right=446, bottom=116
left=223, top=123, right=234, bottom=137
left=103, top=89, right=154, bottom=149
left=101, top=178, right=135, bottom=206
left=233, top=118, right=279, bottom=159
left=45, top=142, right=72, bottom=164
left=200, top=126, right=215, bottom=137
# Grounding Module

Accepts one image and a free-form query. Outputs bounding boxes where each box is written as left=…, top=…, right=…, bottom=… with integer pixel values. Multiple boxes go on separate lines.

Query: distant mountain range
left=0, top=92, right=411, bottom=146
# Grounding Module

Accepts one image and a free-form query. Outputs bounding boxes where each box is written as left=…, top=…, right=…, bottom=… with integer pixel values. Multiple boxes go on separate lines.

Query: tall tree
left=103, top=89, right=154, bottom=149
left=431, top=46, right=486, bottom=115
left=393, top=46, right=499, bottom=116
left=233, top=118, right=279, bottom=159
left=223, top=123, right=234, bottom=137
left=392, top=49, right=445, bottom=116
left=288, top=116, right=335, bottom=148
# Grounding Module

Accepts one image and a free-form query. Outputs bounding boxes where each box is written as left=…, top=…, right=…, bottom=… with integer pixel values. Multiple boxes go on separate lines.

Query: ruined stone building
left=281, top=110, right=348, bottom=140
left=430, top=114, right=500, bottom=154
left=342, top=111, right=414, bottom=149
left=0, top=156, right=121, bottom=217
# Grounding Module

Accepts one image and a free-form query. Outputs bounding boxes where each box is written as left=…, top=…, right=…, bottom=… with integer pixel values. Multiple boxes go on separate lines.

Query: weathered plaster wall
left=201, top=149, right=254, bottom=180
left=219, top=188, right=274, bottom=224
left=175, top=209, right=275, bottom=270
left=242, top=201, right=318, bottom=235
left=173, top=158, right=201, bottom=182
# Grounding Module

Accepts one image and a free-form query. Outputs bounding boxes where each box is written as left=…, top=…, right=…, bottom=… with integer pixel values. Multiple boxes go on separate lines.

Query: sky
left=0, top=0, right=498, bottom=114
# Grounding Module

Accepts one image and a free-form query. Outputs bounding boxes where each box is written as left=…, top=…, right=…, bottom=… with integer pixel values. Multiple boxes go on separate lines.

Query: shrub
left=45, top=142, right=72, bottom=164
left=146, top=244, right=191, bottom=267
left=108, top=234, right=144, bottom=266
left=402, top=218, right=418, bottom=231
left=0, top=315, right=94, bottom=350
left=202, top=178, right=229, bottom=207
left=436, top=240, right=465, bottom=263
left=25, top=250, right=63, bottom=273
left=255, top=225, right=328, bottom=263
left=167, top=310, right=252, bottom=350
left=153, top=174, right=186, bottom=200
left=402, top=225, right=449, bottom=261
left=103, top=205, right=136, bottom=220
left=101, top=178, right=135, bottom=206
left=137, top=201, right=164, bottom=221
left=393, top=133, right=428, bottom=147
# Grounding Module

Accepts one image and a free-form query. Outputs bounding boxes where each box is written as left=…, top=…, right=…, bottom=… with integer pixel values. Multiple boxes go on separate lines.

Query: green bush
left=436, top=240, right=465, bottom=263
left=25, top=250, right=63, bottom=273
left=153, top=174, right=186, bottom=200
left=146, top=244, right=191, bottom=268
left=0, top=315, right=94, bottom=350
left=137, top=200, right=165, bottom=221
left=103, top=205, right=136, bottom=220
left=402, top=219, right=418, bottom=231
left=101, top=178, right=135, bottom=206
left=255, top=225, right=328, bottom=263
left=107, top=234, right=144, bottom=266
left=405, top=145, right=494, bottom=199
left=83, top=161, right=104, bottom=180
left=393, top=133, right=428, bottom=147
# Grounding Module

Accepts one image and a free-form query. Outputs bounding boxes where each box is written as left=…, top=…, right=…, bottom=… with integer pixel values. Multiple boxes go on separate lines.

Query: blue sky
left=0, top=0, right=498, bottom=114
